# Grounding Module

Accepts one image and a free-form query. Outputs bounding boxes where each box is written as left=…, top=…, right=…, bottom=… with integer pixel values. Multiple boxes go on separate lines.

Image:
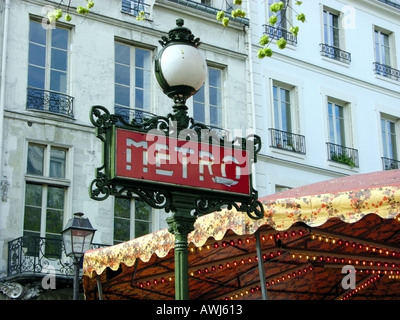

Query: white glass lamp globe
left=159, top=44, right=207, bottom=95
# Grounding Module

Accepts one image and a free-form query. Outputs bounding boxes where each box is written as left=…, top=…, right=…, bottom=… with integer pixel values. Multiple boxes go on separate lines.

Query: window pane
left=50, top=70, right=67, bottom=93
left=28, top=65, right=45, bottom=89
left=24, top=184, right=42, bottom=232
left=50, top=148, right=66, bottom=178
left=115, top=198, right=130, bottom=218
left=114, top=218, right=130, bottom=242
left=135, top=200, right=151, bottom=220
left=27, top=145, right=44, bottom=175
left=25, top=183, right=43, bottom=206
left=52, top=28, right=68, bottom=50
left=116, top=64, right=130, bottom=86
left=135, top=49, right=150, bottom=69
left=135, top=220, right=149, bottom=238
left=46, top=209, right=63, bottom=234
left=115, top=84, right=130, bottom=107
left=47, top=186, right=65, bottom=210
left=209, top=87, right=220, bottom=106
left=194, top=103, right=205, bottom=123
left=115, top=43, right=130, bottom=65
left=135, top=68, right=144, bottom=88
left=135, top=89, right=144, bottom=109
left=210, top=106, right=222, bottom=126
left=29, top=43, right=46, bottom=67
left=51, top=48, right=68, bottom=71
left=29, top=20, right=46, bottom=45
left=209, top=68, right=221, bottom=87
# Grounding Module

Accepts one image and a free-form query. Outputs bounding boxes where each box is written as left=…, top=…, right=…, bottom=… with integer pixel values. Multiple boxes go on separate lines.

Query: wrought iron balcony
left=373, top=62, right=400, bottom=81
left=269, top=128, right=306, bottom=154
left=166, top=0, right=249, bottom=26
left=114, top=106, right=157, bottom=126
left=7, top=236, right=107, bottom=279
left=263, top=25, right=297, bottom=46
left=26, top=87, right=74, bottom=118
left=320, top=43, right=351, bottom=64
left=377, top=0, right=400, bottom=10
left=327, top=142, right=359, bottom=168
left=382, top=157, right=400, bottom=170
left=121, top=0, right=151, bottom=19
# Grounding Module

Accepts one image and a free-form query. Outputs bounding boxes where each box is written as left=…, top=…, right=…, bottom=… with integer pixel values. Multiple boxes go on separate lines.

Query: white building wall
left=250, top=0, right=400, bottom=197
left=0, top=0, right=251, bottom=281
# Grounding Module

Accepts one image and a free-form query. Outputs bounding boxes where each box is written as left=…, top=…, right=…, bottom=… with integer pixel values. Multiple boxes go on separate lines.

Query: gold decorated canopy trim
left=83, top=185, right=400, bottom=278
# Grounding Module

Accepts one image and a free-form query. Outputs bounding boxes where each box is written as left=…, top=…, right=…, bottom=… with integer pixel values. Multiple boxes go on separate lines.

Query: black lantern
left=61, top=212, right=96, bottom=258
left=61, top=212, right=96, bottom=300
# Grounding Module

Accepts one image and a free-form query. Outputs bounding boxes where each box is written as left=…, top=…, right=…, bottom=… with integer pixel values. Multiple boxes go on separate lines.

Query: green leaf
left=276, top=37, right=287, bottom=49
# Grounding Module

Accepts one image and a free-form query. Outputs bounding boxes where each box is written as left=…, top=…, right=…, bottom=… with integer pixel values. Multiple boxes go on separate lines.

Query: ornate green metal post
left=166, top=193, right=197, bottom=300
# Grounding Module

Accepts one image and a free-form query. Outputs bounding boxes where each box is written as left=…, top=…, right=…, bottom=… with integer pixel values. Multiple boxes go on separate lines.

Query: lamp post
left=61, top=212, right=96, bottom=300
left=154, top=19, right=207, bottom=300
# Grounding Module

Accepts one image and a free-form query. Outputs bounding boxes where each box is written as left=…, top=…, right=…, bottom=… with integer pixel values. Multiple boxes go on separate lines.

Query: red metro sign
left=115, top=128, right=252, bottom=196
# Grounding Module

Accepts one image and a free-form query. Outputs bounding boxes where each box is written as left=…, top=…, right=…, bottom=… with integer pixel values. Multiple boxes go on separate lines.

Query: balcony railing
left=320, top=43, right=351, bottom=64
left=263, top=25, right=297, bottom=46
left=115, top=106, right=157, bottom=126
left=7, top=236, right=107, bottom=279
left=382, top=157, right=400, bottom=170
left=121, top=0, right=151, bottom=19
left=166, top=0, right=249, bottom=26
left=377, top=0, right=400, bottom=10
left=327, top=142, right=359, bottom=168
left=26, top=87, right=74, bottom=118
left=269, top=128, right=306, bottom=154
left=373, top=62, right=400, bottom=81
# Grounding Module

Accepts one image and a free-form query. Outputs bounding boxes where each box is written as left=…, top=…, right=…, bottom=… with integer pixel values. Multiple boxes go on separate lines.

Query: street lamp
left=154, top=18, right=207, bottom=131
left=154, top=18, right=207, bottom=300
left=61, top=212, right=96, bottom=300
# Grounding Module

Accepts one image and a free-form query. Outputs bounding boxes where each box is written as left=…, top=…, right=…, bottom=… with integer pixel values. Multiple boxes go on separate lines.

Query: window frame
left=23, top=142, right=71, bottom=257
left=114, top=40, right=153, bottom=116
left=326, top=97, right=354, bottom=148
left=381, top=115, right=399, bottom=160
left=189, top=65, right=224, bottom=128
left=374, top=27, right=394, bottom=67
left=271, top=80, right=299, bottom=134
left=113, top=196, right=153, bottom=245
left=28, top=19, right=71, bottom=95
left=323, top=8, right=341, bottom=48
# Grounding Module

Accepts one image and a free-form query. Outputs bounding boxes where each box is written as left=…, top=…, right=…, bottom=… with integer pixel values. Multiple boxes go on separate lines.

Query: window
left=320, top=8, right=351, bottom=63
left=381, top=117, right=398, bottom=169
left=269, top=82, right=305, bottom=153
left=122, top=0, right=147, bottom=17
left=375, top=29, right=391, bottom=66
left=273, top=85, right=292, bottom=133
left=323, top=10, right=339, bottom=48
left=24, top=143, right=68, bottom=257
left=113, top=197, right=152, bottom=244
left=114, top=42, right=152, bottom=121
left=192, top=67, right=223, bottom=127
left=328, top=101, right=345, bottom=146
left=374, top=28, right=399, bottom=80
left=201, top=0, right=212, bottom=6
left=27, top=19, right=73, bottom=117
left=326, top=99, right=358, bottom=167
left=268, top=0, right=289, bottom=29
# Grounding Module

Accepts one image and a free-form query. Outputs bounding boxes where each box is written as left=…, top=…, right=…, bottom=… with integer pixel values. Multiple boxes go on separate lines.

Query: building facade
left=0, top=0, right=399, bottom=299
left=251, top=0, right=400, bottom=195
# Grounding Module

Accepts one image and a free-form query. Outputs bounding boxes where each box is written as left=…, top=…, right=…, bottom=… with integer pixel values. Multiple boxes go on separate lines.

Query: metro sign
left=114, top=128, right=252, bottom=196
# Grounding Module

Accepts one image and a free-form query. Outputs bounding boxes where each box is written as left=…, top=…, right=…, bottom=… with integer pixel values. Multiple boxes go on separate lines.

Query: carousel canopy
left=82, top=169, right=400, bottom=300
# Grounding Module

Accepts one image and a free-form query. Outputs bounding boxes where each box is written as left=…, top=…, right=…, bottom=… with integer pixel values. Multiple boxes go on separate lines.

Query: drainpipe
left=0, top=0, right=10, bottom=201
left=245, top=0, right=257, bottom=188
